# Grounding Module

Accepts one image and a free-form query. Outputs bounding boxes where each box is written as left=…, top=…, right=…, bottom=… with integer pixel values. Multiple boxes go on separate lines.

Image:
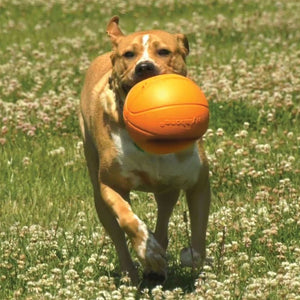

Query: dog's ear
left=107, top=16, right=124, bottom=43
left=176, top=34, right=189, bottom=57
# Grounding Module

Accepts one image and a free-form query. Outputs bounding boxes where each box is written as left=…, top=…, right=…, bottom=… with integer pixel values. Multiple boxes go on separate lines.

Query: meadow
left=0, top=0, right=299, bottom=298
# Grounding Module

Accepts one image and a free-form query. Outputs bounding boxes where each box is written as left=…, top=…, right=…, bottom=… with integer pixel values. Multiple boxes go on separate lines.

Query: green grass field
left=1, top=0, right=299, bottom=298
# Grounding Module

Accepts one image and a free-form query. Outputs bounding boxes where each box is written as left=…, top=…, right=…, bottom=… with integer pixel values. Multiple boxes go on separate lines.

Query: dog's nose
left=135, top=61, right=157, bottom=77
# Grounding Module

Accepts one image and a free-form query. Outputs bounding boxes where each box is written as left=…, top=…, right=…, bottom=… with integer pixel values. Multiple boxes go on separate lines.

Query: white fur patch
left=134, top=215, right=166, bottom=274
left=136, top=34, right=155, bottom=65
left=99, top=84, right=116, bottom=115
left=143, top=34, right=150, bottom=47
left=111, top=129, right=201, bottom=191
left=135, top=216, right=149, bottom=259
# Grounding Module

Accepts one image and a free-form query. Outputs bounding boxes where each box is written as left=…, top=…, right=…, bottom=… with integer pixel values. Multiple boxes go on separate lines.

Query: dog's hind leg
left=182, top=179, right=210, bottom=268
left=153, top=189, right=180, bottom=250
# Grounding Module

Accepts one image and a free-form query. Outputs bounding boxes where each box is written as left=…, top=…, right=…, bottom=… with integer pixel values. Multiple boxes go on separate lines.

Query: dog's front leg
left=100, top=183, right=167, bottom=278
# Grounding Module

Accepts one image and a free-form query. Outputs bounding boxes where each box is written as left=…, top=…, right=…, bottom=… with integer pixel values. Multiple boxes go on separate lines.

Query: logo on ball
left=160, top=116, right=203, bottom=128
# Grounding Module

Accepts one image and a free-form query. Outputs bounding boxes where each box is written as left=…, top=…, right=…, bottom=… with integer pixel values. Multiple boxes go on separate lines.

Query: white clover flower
left=288, top=156, right=295, bottom=162
left=267, top=113, right=273, bottom=122
left=76, top=141, right=83, bottom=150
left=22, top=156, right=31, bottom=165
left=48, top=146, right=65, bottom=156
left=51, top=268, right=62, bottom=275
left=243, top=122, right=250, bottom=129
left=88, top=253, right=98, bottom=264
left=205, top=128, right=214, bottom=137
left=64, top=161, right=74, bottom=166
left=234, top=148, right=244, bottom=156
left=215, top=148, right=224, bottom=157
left=239, top=130, right=248, bottom=138
left=216, top=128, right=225, bottom=136
left=260, top=127, right=268, bottom=135
left=258, top=207, right=268, bottom=216
left=83, top=266, right=94, bottom=277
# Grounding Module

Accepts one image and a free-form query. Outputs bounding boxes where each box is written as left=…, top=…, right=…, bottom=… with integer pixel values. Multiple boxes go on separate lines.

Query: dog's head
left=107, top=16, right=189, bottom=94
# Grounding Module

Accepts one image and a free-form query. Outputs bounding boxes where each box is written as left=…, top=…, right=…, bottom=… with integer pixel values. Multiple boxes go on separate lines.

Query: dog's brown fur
left=79, top=16, right=210, bottom=284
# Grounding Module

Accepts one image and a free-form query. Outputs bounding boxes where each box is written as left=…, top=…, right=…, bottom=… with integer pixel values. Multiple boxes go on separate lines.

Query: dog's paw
left=180, top=247, right=204, bottom=268
left=133, top=222, right=167, bottom=277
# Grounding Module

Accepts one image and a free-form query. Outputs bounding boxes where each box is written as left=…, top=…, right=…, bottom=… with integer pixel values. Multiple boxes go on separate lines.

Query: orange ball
left=123, top=74, right=209, bottom=154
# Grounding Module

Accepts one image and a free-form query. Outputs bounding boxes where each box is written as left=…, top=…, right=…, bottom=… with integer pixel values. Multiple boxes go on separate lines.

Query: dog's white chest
left=112, top=129, right=201, bottom=191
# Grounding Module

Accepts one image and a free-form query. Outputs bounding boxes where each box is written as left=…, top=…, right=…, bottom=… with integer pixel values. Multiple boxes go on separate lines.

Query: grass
left=1, top=0, right=300, bottom=298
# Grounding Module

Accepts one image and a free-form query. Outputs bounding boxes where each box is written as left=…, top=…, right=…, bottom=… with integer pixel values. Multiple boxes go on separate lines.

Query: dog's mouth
left=135, top=72, right=159, bottom=83
left=122, top=73, right=161, bottom=94
left=122, top=74, right=160, bottom=94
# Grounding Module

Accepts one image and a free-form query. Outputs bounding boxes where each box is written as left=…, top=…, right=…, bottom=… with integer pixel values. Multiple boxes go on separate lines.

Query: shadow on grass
left=112, top=264, right=198, bottom=294
left=163, top=266, right=198, bottom=293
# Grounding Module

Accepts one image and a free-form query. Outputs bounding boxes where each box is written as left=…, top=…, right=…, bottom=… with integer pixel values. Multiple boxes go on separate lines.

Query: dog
left=79, top=16, right=210, bottom=284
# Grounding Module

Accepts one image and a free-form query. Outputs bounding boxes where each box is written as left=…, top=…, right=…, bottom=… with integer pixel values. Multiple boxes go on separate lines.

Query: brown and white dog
left=79, top=16, right=210, bottom=284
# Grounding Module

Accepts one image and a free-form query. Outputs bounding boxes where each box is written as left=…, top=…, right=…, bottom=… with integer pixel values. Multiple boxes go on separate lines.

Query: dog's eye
left=157, top=49, right=171, bottom=56
left=123, top=51, right=135, bottom=59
